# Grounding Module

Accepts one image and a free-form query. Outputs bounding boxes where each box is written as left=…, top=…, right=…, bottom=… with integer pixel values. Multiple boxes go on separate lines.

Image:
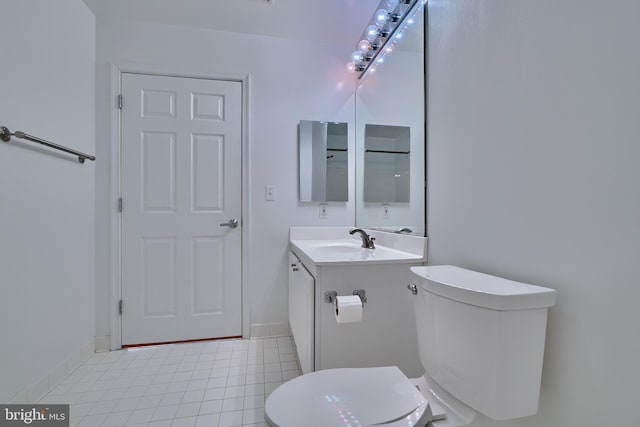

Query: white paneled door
left=121, top=73, right=242, bottom=346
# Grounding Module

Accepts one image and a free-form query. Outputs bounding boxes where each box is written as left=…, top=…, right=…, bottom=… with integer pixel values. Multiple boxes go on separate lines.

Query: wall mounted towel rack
left=1, top=126, right=95, bottom=163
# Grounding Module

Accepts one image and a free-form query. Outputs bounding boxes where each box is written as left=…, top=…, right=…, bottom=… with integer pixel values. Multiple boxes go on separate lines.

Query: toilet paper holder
left=324, top=290, right=367, bottom=304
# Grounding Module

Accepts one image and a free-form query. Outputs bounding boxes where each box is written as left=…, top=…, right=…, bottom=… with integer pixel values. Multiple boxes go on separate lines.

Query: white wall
left=94, top=20, right=356, bottom=338
left=0, top=0, right=96, bottom=403
left=427, top=1, right=640, bottom=425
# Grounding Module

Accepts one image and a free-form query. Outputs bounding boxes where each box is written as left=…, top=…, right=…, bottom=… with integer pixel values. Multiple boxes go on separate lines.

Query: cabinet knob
left=407, top=283, right=418, bottom=295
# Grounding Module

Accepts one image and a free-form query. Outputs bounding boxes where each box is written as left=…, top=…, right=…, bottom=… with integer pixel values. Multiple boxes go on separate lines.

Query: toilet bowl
left=264, top=366, right=433, bottom=427
left=265, top=265, right=557, bottom=427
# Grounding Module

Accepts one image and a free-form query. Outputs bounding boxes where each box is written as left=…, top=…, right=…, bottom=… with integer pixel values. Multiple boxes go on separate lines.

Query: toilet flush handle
left=407, top=283, right=418, bottom=295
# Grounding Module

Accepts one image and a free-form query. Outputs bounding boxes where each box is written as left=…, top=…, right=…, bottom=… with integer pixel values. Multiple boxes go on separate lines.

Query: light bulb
left=351, top=51, right=364, bottom=63
left=346, top=61, right=357, bottom=73
left=374, top=9, right=389, bottom=27
left=385, top=44, right=395, bottom=54
left=395, top=31, right=404, bottom=41
left=365, top=25, right=379, bottom=42
left=357, top=40, right=371, bottom=53
left=386, top=0, right=400, bottom=9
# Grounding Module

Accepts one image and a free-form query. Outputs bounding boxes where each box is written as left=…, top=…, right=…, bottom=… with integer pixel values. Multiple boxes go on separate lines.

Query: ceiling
left=83, top=0, right=382, bottom=45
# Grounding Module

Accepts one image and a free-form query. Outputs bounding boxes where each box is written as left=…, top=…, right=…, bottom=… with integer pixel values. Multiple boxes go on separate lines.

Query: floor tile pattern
left=39, top=337, right=300, bottom=426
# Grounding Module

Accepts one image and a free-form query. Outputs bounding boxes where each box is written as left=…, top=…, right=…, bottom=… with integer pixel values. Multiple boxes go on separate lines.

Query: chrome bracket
left=353, top=289, right=367, bottom=304
left=324, top=290, right=367, bottom=304
left=324, top=291, right=337, bottom=304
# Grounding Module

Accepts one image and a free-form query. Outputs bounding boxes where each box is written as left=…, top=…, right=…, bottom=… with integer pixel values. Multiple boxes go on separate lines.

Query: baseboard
left=250, top=322, right=291, bottom=338
left=95, top=335, right=111, bottom=353
left=9, top=337, right=95, bottom=404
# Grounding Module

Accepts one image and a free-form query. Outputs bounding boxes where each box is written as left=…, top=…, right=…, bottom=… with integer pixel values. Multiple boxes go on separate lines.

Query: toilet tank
left=410, top=265, right=557, bottom=421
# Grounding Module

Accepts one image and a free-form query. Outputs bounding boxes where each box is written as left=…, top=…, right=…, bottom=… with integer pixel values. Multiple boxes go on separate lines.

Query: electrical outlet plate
left=383, top=204, right=390, bottom=218
left=265, top=185, right=275, bottom=201
left=319, top=204, right=328, bottom=219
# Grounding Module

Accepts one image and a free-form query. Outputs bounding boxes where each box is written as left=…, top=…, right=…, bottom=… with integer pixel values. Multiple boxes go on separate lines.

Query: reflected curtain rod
left=1, top=126, right=95, bottom=163
left=365, top=149, right=410, bottom=154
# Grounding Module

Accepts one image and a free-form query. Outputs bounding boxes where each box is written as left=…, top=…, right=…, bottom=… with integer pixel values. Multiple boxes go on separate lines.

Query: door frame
left=108, top=62, right=251, bottom=350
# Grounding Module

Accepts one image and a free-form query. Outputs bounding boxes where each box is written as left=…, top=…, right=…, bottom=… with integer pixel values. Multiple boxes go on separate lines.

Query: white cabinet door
left=297, top=265, right=315, bottom=374
left=121, top=73, right=242, bottom=346
left=288, top=252, right=315, bottom=373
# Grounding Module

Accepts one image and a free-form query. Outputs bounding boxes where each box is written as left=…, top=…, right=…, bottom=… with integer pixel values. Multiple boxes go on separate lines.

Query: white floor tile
left=221, top=396, right=244, bottom=412
left=38, top=338, right=301, bottom=427
left=126, top=407, right=155, bottom=425
left=78, top=413, right=109, bottom=426
left=242, top=408, right=265, bottom=425
left=103, top=410, right=132, bottom=426
left=243, top=383, right=264, bottom=397
left=223, top=385, right=245, bottom=399
left=136, top=394, right=163, bottom=409
left=171, top=416, right=197, bottom=427
left=218, top=410, right=243, bottom=427
left=175, top=402, right=201, bottom=419
left=195, top=413, right=220, bottom=427
left=203, top=388, right=225, bottom=401
left=199, top=399, right=223, bottom=415
left=182, top=389, right=205, bottom=404
left=187, top=379, right=208, bottom=391
left=151, top=404, right=179, bottom=421
left=243, top=394, right=265, bottom=410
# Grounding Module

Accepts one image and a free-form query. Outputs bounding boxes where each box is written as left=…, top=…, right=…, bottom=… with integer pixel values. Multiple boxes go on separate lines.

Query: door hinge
left=117, top=94, right=123, bottom=110
left=118, top=197, right=123, bottom=213
left=118, top=299, right=123, bottom=315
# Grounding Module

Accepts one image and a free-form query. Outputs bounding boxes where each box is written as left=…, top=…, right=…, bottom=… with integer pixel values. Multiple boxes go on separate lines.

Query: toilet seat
left=264, top=366, right=432, bottom=427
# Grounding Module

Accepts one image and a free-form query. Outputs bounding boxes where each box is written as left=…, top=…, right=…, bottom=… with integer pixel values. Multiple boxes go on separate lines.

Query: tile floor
left=39, top=337, right=300, bottom=426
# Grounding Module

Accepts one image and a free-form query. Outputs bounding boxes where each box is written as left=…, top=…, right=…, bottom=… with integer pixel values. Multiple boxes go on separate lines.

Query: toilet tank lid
left=410, top=265, right=557, bottom=310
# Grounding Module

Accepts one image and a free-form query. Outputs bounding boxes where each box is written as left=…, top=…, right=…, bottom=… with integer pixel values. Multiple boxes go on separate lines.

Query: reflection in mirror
left=363, top=124, right=410, bottom=203
left=355, top=9, right=425, bottom=235
left=299, top=120, right=348, bottom=202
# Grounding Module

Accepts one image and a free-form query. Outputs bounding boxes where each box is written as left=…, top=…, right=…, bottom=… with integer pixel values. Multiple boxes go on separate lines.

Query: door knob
left=219, top=219, right=239, bottom=229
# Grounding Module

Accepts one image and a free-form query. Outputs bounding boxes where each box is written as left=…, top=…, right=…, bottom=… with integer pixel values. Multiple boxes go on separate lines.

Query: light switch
left=265, top=185, right=276, bottom=201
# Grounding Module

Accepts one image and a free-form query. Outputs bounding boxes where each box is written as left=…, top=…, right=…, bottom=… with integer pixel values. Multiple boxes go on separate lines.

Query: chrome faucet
left=349, top=228, right=376, bottom=249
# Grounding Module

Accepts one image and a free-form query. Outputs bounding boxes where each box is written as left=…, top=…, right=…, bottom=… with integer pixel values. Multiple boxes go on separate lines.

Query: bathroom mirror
left=298, top=120, right=349, bottom=202
left=355, top=9, right=425, bottom=235
left=363, top=124, right=411, bottom=203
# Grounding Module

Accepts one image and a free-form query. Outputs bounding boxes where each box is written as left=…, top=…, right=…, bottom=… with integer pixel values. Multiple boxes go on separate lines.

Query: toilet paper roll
left=334, top=295, right=363, bottom=324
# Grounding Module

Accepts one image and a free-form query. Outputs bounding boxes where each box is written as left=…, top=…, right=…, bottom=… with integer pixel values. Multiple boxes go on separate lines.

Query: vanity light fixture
left=346, top=0, right=426, bottom=79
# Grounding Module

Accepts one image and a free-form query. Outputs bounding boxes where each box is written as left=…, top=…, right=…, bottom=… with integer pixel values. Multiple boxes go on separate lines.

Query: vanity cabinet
left=288, top=252, right=314, bottom=374
left=287, top=237, right=426, bottom=378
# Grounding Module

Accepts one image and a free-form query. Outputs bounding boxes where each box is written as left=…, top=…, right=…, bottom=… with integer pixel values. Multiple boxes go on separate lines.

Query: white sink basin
left=290, top=239, right=424, bottom=266
left=314, top=245, right=363, bottom=255
left=308, top=241, right=364, bottom=254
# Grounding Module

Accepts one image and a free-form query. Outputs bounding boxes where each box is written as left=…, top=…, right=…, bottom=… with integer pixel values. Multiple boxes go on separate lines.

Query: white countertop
left=289, top=227, right=427, bottom=267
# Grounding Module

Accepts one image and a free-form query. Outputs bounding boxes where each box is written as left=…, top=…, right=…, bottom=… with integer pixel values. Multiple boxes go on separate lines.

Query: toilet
left=264, top=265, right=557, bottom=426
